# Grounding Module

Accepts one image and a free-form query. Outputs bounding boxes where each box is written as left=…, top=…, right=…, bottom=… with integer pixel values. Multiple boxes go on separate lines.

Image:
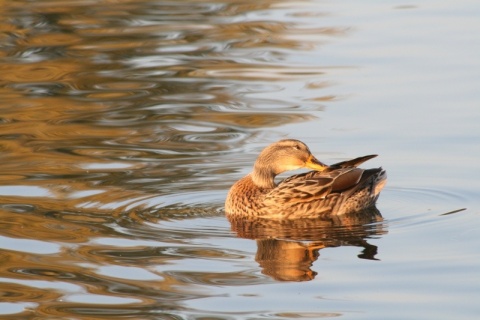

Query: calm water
left=1, top=0, right=479, bottom=319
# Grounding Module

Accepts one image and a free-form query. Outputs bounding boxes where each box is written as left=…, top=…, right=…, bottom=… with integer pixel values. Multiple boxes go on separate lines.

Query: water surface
left=0, top=0, right=479, bottom=319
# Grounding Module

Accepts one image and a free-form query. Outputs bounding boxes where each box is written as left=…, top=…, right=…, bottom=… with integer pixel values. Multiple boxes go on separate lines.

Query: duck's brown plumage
left=225, top=139, right=386, bottom=220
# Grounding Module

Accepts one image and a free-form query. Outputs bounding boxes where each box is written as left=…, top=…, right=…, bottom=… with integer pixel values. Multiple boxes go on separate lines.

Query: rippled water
left=1, top=0, right=479, bottom=319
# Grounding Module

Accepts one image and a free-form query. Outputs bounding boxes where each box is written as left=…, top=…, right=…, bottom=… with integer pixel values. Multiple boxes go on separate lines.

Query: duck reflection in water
left=225, top=139, right=387, bottom=281
left=229, top=207, right=386, bottom=281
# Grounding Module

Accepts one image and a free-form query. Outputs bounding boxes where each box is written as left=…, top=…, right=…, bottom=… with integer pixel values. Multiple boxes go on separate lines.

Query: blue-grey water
left=0, top=0, right=479, bottom=319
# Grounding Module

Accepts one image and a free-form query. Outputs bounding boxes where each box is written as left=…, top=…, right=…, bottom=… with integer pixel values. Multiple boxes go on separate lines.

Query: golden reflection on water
left=0, top=0, right=358, bottom=318
left=0, top=0, right=337, bottom=210
left=0, top=205, right=230, bottom=318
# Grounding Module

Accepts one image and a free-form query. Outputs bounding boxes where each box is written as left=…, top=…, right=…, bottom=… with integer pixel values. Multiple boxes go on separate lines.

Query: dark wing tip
left=329, top=154, right=378, bottom=169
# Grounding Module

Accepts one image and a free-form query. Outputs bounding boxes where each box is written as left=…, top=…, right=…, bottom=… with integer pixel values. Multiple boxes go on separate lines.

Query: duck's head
left=251, top=139, right=328, bottom=189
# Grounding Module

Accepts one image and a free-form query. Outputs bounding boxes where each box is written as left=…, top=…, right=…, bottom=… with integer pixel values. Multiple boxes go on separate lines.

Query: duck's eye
left=293, top=145, right=300, bottom=150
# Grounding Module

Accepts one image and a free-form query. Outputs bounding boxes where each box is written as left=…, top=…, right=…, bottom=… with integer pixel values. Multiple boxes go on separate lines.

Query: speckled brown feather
left=225, top=141, right=387, bottom=220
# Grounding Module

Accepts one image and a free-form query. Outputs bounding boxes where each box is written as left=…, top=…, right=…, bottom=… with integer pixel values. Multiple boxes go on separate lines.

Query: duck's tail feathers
left=328, top=154, right=378, bottom=170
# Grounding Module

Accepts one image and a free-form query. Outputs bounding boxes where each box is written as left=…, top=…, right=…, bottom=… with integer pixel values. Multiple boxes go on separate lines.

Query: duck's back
left=225, top=156, right=387, bottom=220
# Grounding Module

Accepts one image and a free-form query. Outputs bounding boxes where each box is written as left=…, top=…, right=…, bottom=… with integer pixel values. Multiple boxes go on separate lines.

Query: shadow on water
left=229, top=207, right=386, bottom=281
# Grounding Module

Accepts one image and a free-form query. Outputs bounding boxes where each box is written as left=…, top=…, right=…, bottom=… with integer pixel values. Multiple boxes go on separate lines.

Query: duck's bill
left=305, top=155, right=328, bottom=171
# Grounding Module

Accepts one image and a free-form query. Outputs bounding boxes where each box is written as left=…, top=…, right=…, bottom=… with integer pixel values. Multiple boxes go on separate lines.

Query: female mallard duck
left=225, top=139, right=386, bottom=220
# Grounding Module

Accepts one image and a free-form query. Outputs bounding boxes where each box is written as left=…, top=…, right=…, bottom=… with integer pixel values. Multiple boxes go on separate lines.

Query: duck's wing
left=262, top=168, right=359, bottom=207
left=263, top=172, right=333, bottom=206
left=262, top=155, right=377, bottom=207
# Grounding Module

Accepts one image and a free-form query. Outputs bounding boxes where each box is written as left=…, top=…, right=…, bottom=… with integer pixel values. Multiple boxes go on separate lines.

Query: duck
left=225, top=139, right=386, bottom=220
